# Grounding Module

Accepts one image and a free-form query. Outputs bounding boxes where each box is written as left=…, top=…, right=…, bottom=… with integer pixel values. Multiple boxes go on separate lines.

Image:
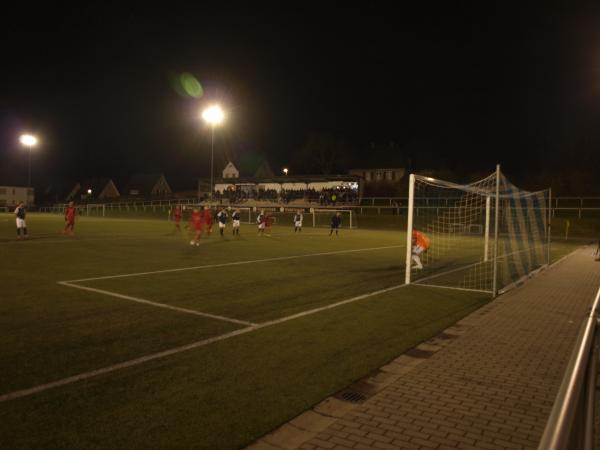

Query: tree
left=296, top=132, right=352, bottom=175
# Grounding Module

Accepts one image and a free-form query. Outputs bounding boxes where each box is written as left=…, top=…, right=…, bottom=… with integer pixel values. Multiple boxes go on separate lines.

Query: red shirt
left=174, top=208, right=182, bottom=222
left=191, top=211, right=203, bottom=230
left=65, top=207, right=76, bottom=223
left=203, top=210, right=213, bottom=225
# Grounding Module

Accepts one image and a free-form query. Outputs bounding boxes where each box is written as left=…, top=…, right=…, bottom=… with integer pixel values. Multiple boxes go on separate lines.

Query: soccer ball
left=190, top=240, right=195, bottom=245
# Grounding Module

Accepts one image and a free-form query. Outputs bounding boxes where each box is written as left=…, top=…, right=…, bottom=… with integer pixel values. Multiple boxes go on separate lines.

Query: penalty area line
left=1, top=282, right=409, bottom=403
left=60, top=245, right=404, bottom=283
left=57, top=282, right=256, bottom=327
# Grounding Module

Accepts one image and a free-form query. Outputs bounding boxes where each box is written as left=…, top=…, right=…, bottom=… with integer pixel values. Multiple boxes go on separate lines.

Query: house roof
left=214, top=174, right=360, bottom=184
left=124, top=173, right=166, bottom=193
left=222, top=156, right=274, bottom=178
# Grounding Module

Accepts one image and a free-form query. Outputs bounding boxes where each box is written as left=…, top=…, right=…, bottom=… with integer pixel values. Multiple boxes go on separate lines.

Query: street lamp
left=201, top=105, right=225, bottom=201
left=283, top=168, right=289, bottom=176
left=19, top=134, right=38, bottom=190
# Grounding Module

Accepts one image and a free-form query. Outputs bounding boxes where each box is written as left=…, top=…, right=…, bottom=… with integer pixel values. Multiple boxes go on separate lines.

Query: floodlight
left=202, top=105, right=224, bottom=126
left=19, top=134, right=38, bottom=147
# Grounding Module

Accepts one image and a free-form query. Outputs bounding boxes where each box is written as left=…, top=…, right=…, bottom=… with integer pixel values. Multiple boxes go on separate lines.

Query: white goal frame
left=311, top=208, right=355, bottom=229
left=404, top=164, right=551, bottom=297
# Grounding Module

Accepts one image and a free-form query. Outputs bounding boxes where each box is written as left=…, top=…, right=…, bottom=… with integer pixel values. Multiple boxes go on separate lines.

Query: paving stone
left=247, top=247, right=600, bottom=450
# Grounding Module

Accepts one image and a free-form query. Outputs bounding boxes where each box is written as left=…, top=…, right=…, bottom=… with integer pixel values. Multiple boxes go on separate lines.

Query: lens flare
left=168, top=71, right=204, bottom=98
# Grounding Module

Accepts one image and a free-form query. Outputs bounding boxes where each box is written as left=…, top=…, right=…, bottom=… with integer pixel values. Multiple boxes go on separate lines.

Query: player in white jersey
left=216, top=208, right=228, bottom=237
left=231, top=209, right=241, bottom=236
left=293, top=210, right=303, bottom=233
left=14, top=202, right=28, bottom=239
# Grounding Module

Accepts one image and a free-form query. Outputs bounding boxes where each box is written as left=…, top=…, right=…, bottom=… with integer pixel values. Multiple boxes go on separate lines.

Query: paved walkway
left=249, top=246, right=600, bottom=450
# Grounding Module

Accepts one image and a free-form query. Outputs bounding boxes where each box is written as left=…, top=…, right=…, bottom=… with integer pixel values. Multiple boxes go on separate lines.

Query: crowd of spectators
left=210, top=187, right=359, bottom=205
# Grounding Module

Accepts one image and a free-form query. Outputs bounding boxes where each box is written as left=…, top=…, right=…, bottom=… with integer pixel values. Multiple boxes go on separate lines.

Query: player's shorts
left=193, top=223, right=203, bottom=231
left=16, top=218, right=26, bottom=228
left=412, top=245, right=425, bottom=255
left=174, top=216, right=181, bottom=223
left=232, top=220, right=240, bottom=228
left=258, top=223, right=265, bottom=229
left=219, top=222, right=226, bottom=229
left=295, top=221, right=302, bottom=227
left=66, top=220, right=75, bottom=227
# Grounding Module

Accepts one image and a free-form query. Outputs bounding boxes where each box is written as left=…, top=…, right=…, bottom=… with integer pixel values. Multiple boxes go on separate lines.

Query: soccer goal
left=311, top=208, right=356, bottom=229
left=405, top=165, right=551, bottom=296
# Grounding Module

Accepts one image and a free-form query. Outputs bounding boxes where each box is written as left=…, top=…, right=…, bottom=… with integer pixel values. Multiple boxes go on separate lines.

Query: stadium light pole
left=19, top=134, right=38, bottom=190
left=283, top=168, right=289, bottom=176
left=201, top=105, right=225, bottom=201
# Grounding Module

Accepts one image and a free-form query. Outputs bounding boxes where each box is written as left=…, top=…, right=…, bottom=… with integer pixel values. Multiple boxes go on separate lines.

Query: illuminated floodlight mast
left=283, top=168, right=289, bottom=176
left=19, top=134, right=38, bottom=189
left=202, top=105, right=225, bottom=200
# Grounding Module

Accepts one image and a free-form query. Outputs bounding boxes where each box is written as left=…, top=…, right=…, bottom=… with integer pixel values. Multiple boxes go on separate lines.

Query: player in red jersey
left=189, top=208, right=204, bottom=246
left=172, top=204, right=182, bottom=232
left=203, top=206, right=213, bottom=236
left=63, top=201, right=77, bottom=236
left=264, top=213, right=274, bottom=236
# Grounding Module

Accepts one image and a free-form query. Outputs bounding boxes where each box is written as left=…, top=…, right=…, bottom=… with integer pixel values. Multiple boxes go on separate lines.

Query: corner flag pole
left=405, top=174, right=415, bottom=285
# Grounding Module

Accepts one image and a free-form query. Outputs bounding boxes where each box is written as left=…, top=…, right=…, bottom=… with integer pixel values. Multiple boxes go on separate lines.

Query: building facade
left=0, top=186, right=35, bottom=207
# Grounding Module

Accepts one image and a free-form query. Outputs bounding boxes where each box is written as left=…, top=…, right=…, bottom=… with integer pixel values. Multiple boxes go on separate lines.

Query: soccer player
left=172, top=204, right=183, bottom=231
left=257, top=209, right=266, bottom=236
left=189, top=208, right=203, bottom=246
left=63, top=201, right=77, bottom=236
left=329, top=212, right=341, bottom=236
left=594, top=239, right=600, bottom=262
left=264, top=212, right=274, bottom=236
left=232, top=209, right=241, bottom=236
left=411, top=229, right=430, bottom=270
left=203, top=206, right=213, bottom=236
left=293, top=210, right=303, bottom=233
left=216, top=207, right=228, bottom=237
left=14, top=202, right=28, bottom=239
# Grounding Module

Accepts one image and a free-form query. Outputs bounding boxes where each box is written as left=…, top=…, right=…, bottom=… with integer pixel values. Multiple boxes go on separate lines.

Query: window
left=386, top=171, right=393, bottom=181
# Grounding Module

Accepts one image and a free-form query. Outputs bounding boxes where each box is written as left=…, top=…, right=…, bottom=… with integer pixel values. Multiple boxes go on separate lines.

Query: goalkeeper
left=411, top=229, right=430, bottom=270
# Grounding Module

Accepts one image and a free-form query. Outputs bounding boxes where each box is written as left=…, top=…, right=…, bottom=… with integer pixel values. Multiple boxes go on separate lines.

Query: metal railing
left=538, top=287, right=600, bottom=450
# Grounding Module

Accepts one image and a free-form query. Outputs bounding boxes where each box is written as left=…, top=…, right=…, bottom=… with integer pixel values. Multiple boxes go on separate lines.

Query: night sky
left=1, top=4, right=600, bottom=194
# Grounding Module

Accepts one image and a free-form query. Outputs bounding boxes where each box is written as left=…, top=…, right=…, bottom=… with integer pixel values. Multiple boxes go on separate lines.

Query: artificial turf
left=0, top=213, right=586, bottom=449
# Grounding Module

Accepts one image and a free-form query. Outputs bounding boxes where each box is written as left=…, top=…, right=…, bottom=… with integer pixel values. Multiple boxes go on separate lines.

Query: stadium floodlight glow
left=19, top=133, right=39, bottom=191
left=19, top=134, right=38, bottom=147
left=201, top=104, right=225, bottom=201
left=202, top=105, right=224, bottom=126
left=87, top=189, right=92, bottom=194
left=425, top=177, right=435, bottom=182
left=283, top=168, right=289, bottom=175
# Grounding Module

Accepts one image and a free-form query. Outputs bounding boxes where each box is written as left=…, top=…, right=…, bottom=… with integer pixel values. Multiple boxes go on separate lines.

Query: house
left=0, top=186, right=34, bottom=208
left=220, top=159, right=274, bottom=179
left=348, top=168, right=406, bottom=183
left=123, top=174, right=172, bottom=197
left=67, top=177, right=120, bottom=201
left=348, top=168, right=406, bottom=196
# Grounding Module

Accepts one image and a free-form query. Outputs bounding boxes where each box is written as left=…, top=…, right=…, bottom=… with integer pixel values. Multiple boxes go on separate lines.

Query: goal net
left=405, top=166, right=550, bottom=295
left=312, top=209, right=356, bottom=229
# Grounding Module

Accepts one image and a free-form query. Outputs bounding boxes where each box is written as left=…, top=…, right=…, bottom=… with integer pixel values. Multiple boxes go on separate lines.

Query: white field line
left=0, top=262, right=489, bottom=403
left=0, top=283, right=407, bottom=403
left=57, top=282, right=256, bottom=326
left=412, top=284, right=492, bottom=294
left=60, top=245, right=404, bottom=283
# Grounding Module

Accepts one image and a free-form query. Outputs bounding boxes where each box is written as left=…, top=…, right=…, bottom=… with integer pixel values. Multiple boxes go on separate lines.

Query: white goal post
left=405, top=165, right=551, bottom=296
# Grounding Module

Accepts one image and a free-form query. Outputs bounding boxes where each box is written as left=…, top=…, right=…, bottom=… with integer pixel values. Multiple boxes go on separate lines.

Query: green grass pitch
left=0, top=213, right=583, bottom=449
